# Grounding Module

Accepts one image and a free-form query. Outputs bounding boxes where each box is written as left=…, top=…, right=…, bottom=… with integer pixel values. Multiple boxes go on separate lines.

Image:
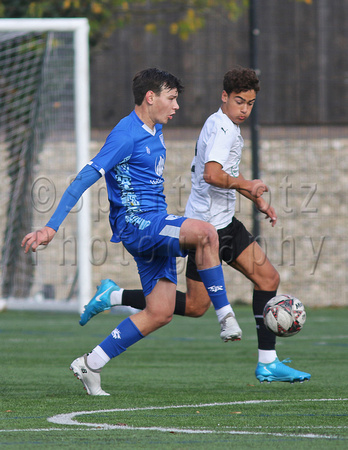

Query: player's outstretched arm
left=204, top=163, right=268, bottom=198
left=22, top=226, right=56, bottom=253
left=22, top=165, right=101, bottom=254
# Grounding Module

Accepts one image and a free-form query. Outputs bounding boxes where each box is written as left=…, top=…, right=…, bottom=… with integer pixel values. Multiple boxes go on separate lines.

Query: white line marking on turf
left=1, top=398, right=347, bottom=439
left=45, top=398, right=348, bottom=439
left=48, top=397, right=348, bottom=426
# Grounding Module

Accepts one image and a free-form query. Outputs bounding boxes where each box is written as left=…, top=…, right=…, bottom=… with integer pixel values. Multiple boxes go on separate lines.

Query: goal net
left=0, top=19, right=91, bottom=312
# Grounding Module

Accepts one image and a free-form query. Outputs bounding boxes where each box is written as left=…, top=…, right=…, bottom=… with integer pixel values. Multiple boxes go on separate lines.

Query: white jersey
left=185, top=108, right=244, bottom=230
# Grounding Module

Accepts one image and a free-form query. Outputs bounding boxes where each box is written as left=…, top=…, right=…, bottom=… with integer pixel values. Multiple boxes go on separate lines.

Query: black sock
left=173, top=291, right=186, bottom=316
left=252, top=290, right=277, bottom=350
left=122, top=289, right=186, bottom=316
left=122, top=290, right=146, bottom=310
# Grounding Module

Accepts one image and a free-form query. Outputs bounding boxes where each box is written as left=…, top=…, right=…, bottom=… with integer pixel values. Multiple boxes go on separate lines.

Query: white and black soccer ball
left=263, top=294, right=306, bottom=337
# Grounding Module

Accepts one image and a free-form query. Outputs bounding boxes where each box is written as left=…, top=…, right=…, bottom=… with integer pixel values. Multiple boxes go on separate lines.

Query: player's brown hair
left=223, top=67, right=260, bottom=95
left=132, top=68, right=184, bottom=105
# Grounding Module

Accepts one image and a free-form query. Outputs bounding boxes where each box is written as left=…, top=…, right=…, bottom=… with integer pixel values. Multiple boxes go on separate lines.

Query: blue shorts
left=121, top=213, right=188, bottom=296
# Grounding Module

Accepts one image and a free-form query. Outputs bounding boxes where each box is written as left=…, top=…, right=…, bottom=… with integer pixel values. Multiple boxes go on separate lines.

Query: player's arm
left=236, top=172, right=277, bottom=227
left=252, top=195, right=277, bottom=227
left=204, top=163, right=276, bottom=226
left=22, top=164, right=101, bottom=253
left=203, top=161, right=268, bottom=198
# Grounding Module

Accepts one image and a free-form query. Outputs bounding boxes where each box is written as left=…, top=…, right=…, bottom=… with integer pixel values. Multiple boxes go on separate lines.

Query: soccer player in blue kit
left=22, top=68, right=255, bottom=395
left=78, top=67, right=311, bottom=385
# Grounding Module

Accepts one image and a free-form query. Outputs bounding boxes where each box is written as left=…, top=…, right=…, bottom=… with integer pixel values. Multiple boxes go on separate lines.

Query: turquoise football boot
left=255, top=358, right=311, bottom=383
left=79, top=279, right=120, bottom=326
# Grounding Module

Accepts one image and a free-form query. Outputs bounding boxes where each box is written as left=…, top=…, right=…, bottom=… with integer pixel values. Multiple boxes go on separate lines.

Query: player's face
left=221, top=89, right=256, bottom=125
left=151, top=88, right=180, bottom=125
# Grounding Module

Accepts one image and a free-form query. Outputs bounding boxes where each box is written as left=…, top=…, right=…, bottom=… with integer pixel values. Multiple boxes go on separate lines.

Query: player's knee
left=199, top=223, right=219, bottom=249
left=258, top=268, right=280, bottom=291
left=144, top=305, right=173, bottom=328
left=153, top=311, right=173, bottom=328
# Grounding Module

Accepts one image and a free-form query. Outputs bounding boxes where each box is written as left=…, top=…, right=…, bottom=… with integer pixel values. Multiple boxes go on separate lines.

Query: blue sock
left=99, top=317, right=144, bottom=359
left=197, top=265, right=229, bottom=310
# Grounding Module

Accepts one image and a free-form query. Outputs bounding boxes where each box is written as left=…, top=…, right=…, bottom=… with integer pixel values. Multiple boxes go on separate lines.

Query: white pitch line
left=0, top=428, right=102, bottom=433
left=47, top=397, right=348, bottom=425
left=48, top=399, right=282, bottom=425
left=44, top=398, right=348, bottom=439
left=1, top=399, right=347, bottom=439
left=0, top=427, right=344, bottom=440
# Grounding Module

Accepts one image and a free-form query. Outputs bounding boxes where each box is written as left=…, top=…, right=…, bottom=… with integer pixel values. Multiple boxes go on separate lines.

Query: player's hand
left=21, top=226, right=56, bottom=253
left=249, top=179, right=268, bottom=198
left=256, top=199, right=277, bottom=227
left=238, top=179, right=268, bottom=198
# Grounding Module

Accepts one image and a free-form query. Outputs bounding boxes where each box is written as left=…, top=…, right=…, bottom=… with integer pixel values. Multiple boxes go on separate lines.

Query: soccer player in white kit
left=79, top=67, right=311, bottom=384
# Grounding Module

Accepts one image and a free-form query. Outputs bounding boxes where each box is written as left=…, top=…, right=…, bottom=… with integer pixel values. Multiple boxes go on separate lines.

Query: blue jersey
left=89, top=110, right=168, bottom=242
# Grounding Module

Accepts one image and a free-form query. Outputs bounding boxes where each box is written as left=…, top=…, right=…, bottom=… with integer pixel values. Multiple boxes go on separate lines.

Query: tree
left=0, top=0, right=312, bottom=46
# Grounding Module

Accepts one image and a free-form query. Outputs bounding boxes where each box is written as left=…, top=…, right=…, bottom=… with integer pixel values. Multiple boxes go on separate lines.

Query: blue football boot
left=79, top=279, right=120, bottom=326
left=255, top=358, right=311, bottom=383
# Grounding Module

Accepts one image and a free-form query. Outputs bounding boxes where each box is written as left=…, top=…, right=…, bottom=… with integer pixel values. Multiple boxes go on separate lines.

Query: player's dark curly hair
left=223, top=67, right=260, bottom=95
left=133, top=68, right=184, bottom=105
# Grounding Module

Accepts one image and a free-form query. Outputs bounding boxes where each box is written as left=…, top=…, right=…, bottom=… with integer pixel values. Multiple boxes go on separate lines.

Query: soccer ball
left=263, top=294, right=306, bottom=337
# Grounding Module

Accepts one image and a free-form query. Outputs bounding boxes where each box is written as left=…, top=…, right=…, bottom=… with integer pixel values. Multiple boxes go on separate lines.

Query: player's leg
left=127, top=278, right=177, bottom=334
left=79, top=247, right=207, bottom=322
left=79, top=278, right=209, bottom=325
left=179, top=218, right=242, bottom=341
left=80, top=216, right=241, bottom=339
left=79, top=219, right=232, bottom=326
left=78, top=233, right=208, bottom=326
left=117, top=244, right=212, bottom=319
left=71, top=279, right=176, bottom=395
left=79, top=281, right=187, bottom=326
left=231, top=241, right=310, bottom=383
left=230, top=240, right=279, bottom=359
left=72, top=219, right=184, bottom=395
left=78, top=215, right=204, bottom=325
left=184, top=277, right=211, bottom=317
left=216, top=218, right=278, bottom=356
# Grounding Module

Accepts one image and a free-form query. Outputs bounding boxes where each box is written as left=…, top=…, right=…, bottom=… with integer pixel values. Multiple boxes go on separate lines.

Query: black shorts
left=186, top=217, right=255, bottom=282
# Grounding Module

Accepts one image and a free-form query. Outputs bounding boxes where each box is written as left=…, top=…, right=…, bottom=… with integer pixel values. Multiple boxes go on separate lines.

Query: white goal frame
left=0, top=18, right=91, bottom=313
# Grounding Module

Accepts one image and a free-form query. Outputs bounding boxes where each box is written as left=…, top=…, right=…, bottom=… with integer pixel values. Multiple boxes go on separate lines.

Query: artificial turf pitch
left=1, top=305, right=347, bottom=448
